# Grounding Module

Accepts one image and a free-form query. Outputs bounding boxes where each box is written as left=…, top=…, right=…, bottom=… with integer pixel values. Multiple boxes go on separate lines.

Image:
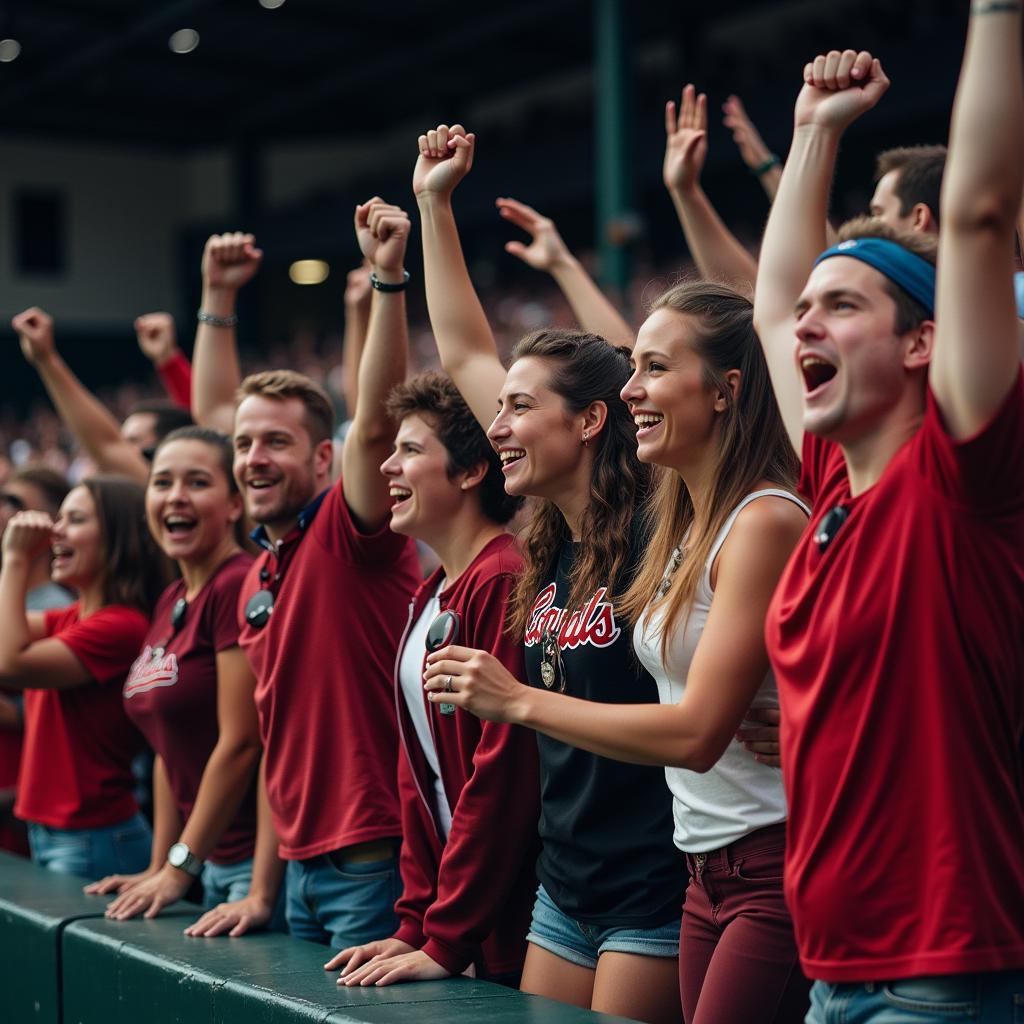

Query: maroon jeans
left=680, top=822, right=810, bottom=1024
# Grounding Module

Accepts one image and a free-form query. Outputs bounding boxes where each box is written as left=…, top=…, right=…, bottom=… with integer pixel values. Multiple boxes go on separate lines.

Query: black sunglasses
left=426, top=610, right=460, bottom=717
left=245, top=588, right=274, bottom=629
left=150, top=596, right=189, bottom=661
left=814, top=505, right=849, bottom=553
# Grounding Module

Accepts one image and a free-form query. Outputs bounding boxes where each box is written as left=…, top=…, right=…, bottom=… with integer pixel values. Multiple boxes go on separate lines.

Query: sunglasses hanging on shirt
left=425, top=609, right=460, bottom=716
left=814, top=505, right=849, bottom=553
left=244, top=567, right=275, bottom=629
left=151, top=596, right=189, bottom=661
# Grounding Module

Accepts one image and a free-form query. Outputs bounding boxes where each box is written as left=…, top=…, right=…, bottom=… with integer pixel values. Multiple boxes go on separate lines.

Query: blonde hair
left=237, top=370, right=335, bottom=445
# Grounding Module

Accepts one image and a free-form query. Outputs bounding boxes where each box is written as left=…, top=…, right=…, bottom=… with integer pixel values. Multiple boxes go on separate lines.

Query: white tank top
left=633, top=488, right=809, bottom=853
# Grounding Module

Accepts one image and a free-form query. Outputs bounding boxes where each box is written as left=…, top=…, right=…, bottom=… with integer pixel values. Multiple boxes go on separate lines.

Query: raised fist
left=794, top=50, right=890, bottom=133
left=201, top=232, right=263, bottom=292
left=344, top=264, right=372, bottom=308
left=413, top=124, right=475, bottom=199
left=1, top=510, right=54, bottom=560
left=11, top=307, right=56, bottom=365
left=496, top=198, right=572, bottom=273
left=354, top=199, right=411, bottom=276
left=134, top=313, right=177, bottom=366
left=664, top=85, right=708, bottom=194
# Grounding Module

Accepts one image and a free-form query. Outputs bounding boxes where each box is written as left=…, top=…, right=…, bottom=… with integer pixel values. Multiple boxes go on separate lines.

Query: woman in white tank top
left=425, top=282, right=811, bottom=1023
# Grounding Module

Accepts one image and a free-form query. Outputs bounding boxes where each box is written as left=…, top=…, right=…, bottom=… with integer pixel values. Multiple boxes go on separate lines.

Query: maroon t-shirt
left=17, top=603, right=148, bottom=829
left=238, top=479, right=420, bottom=859
left=767, top=373, right=1024, bottom=982
left=124, top=552, right=256, bottom=865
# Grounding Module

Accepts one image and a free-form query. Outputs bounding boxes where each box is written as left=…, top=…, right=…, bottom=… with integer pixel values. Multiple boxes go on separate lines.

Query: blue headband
left=814, top=237, right=935, bottom=316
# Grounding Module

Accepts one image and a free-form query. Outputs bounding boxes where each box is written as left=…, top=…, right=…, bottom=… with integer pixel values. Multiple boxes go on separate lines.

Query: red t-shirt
left=16, top=603, right=150, bottom=829
left=123, top=552, right=256, bottom=864
left=766, top=373, right=1024, bottom=983
left=238, top=480, right=420, bottom=859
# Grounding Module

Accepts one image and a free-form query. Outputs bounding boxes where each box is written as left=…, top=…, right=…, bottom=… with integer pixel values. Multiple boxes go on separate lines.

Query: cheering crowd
left=1, top=7, right=1022, bottom=1024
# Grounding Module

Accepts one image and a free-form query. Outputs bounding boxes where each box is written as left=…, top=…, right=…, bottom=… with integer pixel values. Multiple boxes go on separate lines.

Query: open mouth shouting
left=633, top=410, right=665, bottom=438
left=163, top=514, right=198, bottom=539
left=389, top=485, right=412, bottom=509
left=498, top=447, right=526, bottom=473
left=800, top=354, right=839, bottom=398
left=51, top=543, right=74, bottom=570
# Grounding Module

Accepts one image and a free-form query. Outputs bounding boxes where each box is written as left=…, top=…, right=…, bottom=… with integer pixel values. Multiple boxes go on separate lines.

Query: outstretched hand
left=496, top=197, right=572, bottom=272
left=664, top=84, right=708, bottom=194
left=794, top=50, right=890, bottom=133
left=413, top=124, right=475, bottom=199
left=11, top=307, right=57, bottom=365
left=134, top=313, right=177, bottom=366
left=354, top=199, right=411, bottom=277
left=201, top=232, right=263, bottom=292
left=722, top=95, right=773, bottom=171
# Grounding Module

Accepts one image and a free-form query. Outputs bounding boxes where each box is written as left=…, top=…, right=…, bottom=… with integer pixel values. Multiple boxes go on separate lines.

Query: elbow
left=669, top=737, right=727, bottom=774
left=941, top=190, right=1020, bottom=236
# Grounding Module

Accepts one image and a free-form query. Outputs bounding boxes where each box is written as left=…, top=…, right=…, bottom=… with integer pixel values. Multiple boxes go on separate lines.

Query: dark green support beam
left=594, top=0, right=633, bottom=305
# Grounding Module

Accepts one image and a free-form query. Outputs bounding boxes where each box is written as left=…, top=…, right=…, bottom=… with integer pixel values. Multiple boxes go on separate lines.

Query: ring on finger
left=444, top=675, right=453, bottom=693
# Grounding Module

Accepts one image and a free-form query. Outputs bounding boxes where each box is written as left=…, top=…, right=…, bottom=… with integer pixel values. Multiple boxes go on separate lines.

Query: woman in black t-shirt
left=413, top=122, right=684, bottom=1024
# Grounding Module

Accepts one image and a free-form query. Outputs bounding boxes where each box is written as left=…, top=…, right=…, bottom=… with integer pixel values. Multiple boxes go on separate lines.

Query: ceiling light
left=0, top=39, right=21, bottom=63
left=289, top=260, right=330, bottom=285
left=259, top=0, right=287, bottom=8
left=168, top=29, right=200, bottom=54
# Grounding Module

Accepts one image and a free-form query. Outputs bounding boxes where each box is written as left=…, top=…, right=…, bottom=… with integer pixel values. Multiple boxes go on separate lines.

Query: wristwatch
left=167, top=842, right=203, bottom=878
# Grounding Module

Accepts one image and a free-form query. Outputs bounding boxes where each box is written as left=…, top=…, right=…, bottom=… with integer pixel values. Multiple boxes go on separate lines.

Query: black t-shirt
left=523, top=532, right=685, bottom=927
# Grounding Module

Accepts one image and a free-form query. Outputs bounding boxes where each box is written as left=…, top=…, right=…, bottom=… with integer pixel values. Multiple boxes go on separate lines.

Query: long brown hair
left=507, top=329, right=651, bottom=637
left=619, top=282, right=799, bottom=657
left=81, top=476, right=174, bottom=616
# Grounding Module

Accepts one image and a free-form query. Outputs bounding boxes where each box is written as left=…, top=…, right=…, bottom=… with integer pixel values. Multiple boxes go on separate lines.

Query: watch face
left=168, top=843, right=188, bottom=868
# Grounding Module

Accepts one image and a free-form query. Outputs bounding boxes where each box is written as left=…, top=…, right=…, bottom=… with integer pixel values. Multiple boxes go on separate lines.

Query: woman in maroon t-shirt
left=0, top=475, right=170, bottom=878
left=85, top=427, right=264, bottom=923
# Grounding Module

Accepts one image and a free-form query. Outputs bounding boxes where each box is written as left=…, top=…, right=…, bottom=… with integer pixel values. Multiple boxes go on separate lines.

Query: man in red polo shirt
left=184, top=199, right=420, bottom=948
left=754, top=20, right=1024, bottom=1024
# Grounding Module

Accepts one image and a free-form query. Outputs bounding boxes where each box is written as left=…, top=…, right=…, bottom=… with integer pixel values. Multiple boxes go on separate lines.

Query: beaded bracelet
left=196, top=310, right=238, bottom=328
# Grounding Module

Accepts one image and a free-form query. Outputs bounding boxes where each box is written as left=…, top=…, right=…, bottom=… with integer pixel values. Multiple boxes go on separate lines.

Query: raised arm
left=753, top=50, right=890, bottom=451
left=191, top=233, right=263, bottom=434
left=722, top=94, right=783, bottom=202
left=341, top=263, right=372, bottom=420
left=11, top=309, right=149, bottom=482
left=0, top=513, right=91, bottom=690
left=496, top=197, right=634, bottom=346
left=932, top=3, right=1023, bottom=438
left=341, top=198, right=411, bottom=531
left=136, top=313, right=192, bottom=411
left=414, top=124, right=507, bottom=431
left=664, top=85, right=759, bottom=288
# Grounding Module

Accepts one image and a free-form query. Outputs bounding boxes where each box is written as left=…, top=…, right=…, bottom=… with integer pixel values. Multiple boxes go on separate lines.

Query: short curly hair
left=385, top=371, right=522, bottom=526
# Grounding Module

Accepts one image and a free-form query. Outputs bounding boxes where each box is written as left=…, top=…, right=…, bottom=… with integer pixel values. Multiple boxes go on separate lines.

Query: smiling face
left=233, top=395, right=330, bottom=532
left=485, top=356, right=586, bottom=502
left=50, top=485, right=104, bottom=590
left=621, top=308, right=724, bottom=472
left=147, top=439, right=242, bottom=566
left=379, top=413, right=469, bottom=544
left=794, top=257, right=922, bottom=443
left=120, top=412, right=159, bottom=453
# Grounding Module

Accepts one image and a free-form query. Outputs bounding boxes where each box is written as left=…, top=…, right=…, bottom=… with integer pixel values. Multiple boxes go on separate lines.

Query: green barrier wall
left=0, top=853, right=632, bottom=1024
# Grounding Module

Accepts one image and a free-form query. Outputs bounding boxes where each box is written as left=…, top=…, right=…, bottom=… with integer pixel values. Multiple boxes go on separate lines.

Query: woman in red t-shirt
left=85, top=427, right=264, bottom=924
left=0, top=475, right=170, bottom=878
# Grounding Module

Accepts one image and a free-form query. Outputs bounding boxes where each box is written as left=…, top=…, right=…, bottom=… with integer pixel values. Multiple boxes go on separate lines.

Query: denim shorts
left=526, top=884, right=681, bottom=970
left=27, top=812, right=151, bottom=880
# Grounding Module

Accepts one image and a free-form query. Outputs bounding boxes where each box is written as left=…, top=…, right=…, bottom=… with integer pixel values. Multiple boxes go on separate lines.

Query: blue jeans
left=202, top=857, right=287, bottom=932
left=807, top=973, right=1024, bottom=1023
left=27, top=813, right=151, bottom=879
left=285, top=849, right=401, bottom=949
left=526, top=884, right=681, bottom=970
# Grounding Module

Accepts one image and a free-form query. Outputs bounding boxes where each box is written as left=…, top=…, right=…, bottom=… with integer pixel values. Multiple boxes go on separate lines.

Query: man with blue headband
left=753, top=16, right=1024, bottom=1024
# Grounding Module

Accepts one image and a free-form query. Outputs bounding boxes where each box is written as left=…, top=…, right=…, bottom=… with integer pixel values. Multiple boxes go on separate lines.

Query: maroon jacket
left=392, top=534, right=540, bottom=977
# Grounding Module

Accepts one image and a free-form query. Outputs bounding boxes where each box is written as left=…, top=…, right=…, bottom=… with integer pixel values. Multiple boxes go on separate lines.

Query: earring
left=582, top=430, right=590, bottom=447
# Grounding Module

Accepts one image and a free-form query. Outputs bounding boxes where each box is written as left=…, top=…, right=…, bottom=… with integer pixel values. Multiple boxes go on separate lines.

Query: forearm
left=669, top=185, right=759, bottom=287
left=150, top=755, right=183, bottom=869
left=342, top=302, right=371, bottom=417
left=247, top=761, right=285, bottom=902
left=548, top=256, right=634, bottom=346
left=32, top=353, right=146, bottom=479
left=942, top=7, right=1024, bottom=232
left=759, top=165, right=783, bottom=202
left=0, top=560, right=34, bottom=681
left=350, top=289, right=408, bottom=431
left=512, top=686, right=715, bottom=771
left=192, top=287, right=242, bottom=433
left=174, top=741, right=260, bottom=864
left=417, top=194, right=505, bottom=428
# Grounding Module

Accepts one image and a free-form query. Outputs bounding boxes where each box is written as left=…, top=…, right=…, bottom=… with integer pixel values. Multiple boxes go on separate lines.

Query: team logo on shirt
left=123, top=646, right=179, bottom=698
left=524, top=584, right=621, bottom=649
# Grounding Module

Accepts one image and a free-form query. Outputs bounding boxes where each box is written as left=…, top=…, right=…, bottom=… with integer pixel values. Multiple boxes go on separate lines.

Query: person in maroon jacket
left=324, top=371, right=539, bottom=987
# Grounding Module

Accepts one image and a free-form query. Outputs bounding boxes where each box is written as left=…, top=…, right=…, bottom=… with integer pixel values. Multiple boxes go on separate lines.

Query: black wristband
left=370, top=270, right=410, bottom=292
left=752, top=154, right=782, bottom=177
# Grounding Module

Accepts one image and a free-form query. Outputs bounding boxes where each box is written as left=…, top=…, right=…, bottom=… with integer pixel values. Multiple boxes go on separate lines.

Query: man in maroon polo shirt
left=184, top=199, right=421, bottom=948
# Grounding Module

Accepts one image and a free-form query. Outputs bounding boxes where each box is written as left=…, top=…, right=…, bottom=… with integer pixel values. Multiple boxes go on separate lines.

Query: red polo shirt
left=238, top=479, right=420, bottom=859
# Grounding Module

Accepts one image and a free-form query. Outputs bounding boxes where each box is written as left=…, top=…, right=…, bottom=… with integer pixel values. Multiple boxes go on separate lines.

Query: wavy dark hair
left=619, top=282, right=800, bottom=657
left=506, top=329, right=651, bottom=637
left=386, top=371, right=523, bottom=525
left=80, top=476, right=174, bottom=616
